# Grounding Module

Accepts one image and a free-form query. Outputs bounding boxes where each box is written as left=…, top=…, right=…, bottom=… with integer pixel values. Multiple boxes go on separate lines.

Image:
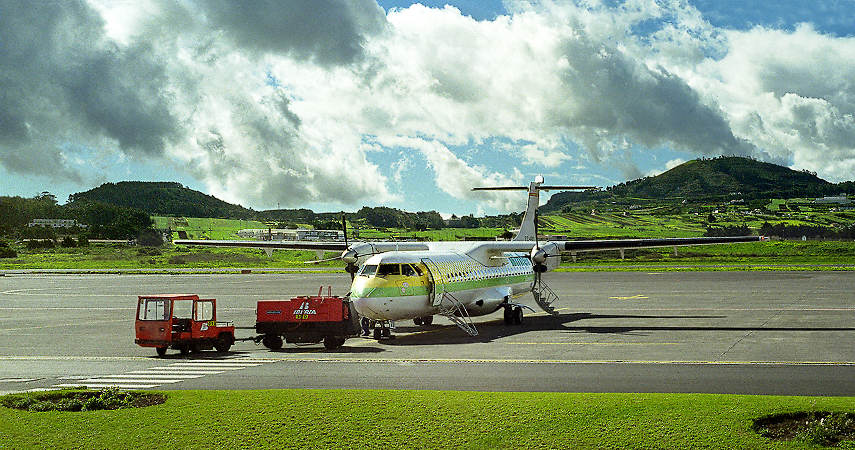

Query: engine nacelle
left=530, top=242, right=561, bottom=273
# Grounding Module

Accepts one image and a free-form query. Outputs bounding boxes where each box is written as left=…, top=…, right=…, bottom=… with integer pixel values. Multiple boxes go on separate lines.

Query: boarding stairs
left=437, top=291, right=478, bottom=336
left=532, top=277, right=559, bottom=316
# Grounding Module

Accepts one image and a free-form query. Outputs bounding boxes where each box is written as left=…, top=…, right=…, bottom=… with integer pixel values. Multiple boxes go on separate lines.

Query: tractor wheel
left=215, top=334, right=233, bottom=353
left=263, top=335, right=283, bottom=350
left=156, top=346, right=167, bottom=357
left=323, top=336, right=343, bottom=350
left=422, top=315, right=433, bottom=326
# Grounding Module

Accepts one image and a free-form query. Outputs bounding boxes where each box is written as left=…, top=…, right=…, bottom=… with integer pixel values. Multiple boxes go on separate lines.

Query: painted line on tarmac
left=254, top=356, right=855, bottom=366
left=507, top=342, right=682, bottom=346
left=0, top=319, right=128, bottom=333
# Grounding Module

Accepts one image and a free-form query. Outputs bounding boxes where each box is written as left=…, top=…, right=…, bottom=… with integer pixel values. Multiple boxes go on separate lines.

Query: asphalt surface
left=1, top=271, right=855, bottom=395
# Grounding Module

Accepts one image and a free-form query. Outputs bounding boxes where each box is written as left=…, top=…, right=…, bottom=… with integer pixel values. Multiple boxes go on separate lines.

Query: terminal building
left=28, top=219, right=87, bottom=228
left=236, top=229, right=344, bottom=241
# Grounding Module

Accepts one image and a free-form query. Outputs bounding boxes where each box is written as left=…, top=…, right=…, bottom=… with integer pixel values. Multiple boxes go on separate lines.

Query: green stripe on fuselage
left=350, top=273, right=534, bottom=299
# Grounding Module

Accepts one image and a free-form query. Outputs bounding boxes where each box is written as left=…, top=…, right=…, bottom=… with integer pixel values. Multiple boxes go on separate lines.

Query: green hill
left=546, top=156, right=850, bottom=211
left=613, top=157, right=831, bottom=198
left=68, top=182, right=255, bottom=219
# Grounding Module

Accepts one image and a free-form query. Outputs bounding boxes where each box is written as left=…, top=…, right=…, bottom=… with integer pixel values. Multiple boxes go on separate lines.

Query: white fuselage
left=349, top=249, right=535, bottom=321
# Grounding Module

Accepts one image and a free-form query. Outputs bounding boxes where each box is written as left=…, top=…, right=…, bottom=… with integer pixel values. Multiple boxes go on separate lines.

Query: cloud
left=0, top=0, right=178, bottom=181
left=686, top=24, right=855, bottom=181
left=2, top=0, right=855, bottom=215
left=198, top=0, right=387, bottom=66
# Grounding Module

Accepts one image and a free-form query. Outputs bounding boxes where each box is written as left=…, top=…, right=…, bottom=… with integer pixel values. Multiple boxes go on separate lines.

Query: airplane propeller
left=302, top=213, right=380, bottom=280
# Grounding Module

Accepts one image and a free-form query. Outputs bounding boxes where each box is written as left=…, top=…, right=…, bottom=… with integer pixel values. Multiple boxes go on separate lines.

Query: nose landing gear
left=371, top=320, right=395, bottom=340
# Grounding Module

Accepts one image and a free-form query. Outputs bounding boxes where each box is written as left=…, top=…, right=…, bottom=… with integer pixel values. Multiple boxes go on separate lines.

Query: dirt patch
left=753, top=412, right=855, bottom=447
left=1, top=387, right=166, bottom=412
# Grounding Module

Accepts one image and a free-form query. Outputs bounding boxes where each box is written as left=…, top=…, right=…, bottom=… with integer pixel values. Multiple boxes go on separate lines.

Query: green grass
left=1, top=390, right=854, bottom=448
left=0, top=243, right=343, bottom=270
left=0, top=241, right=852, bottom=271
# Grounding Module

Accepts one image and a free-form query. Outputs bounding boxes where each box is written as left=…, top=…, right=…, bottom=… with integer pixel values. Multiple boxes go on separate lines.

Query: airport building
left=236, top=229, right=344, bottom=241
left=28, top=218, right=87, bottom=228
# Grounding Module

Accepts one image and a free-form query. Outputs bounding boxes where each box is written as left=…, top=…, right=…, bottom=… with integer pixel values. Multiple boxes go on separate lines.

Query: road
left=1, top=271, right=854, bottom=395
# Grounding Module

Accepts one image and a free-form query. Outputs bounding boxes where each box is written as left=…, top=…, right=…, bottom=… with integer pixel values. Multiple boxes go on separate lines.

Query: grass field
left=0, top=241, right=853, bottom=271
left=1, top=390, right=854, bottom=448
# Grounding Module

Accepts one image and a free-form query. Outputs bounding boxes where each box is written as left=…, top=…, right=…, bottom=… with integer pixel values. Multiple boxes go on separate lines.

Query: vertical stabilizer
left=471, top=177, right=595, bottom=242
left=513, top=179, right=542, bottom=241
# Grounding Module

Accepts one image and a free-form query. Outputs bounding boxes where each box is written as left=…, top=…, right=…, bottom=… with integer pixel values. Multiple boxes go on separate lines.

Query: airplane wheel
left=422, top=316, right=433, bottom=326
left=413, top=317, right=423, bottom=325
left=382, top=328, right=391, bottom=338
left=504, top=307, right=513, bottom=325
left=179, top=344, right=190, bottom=355
left=513, top=307, right=523, bottom=325
left=156, top=347, right=167, bottom=357
left=373, top=327, right=382, bottom=340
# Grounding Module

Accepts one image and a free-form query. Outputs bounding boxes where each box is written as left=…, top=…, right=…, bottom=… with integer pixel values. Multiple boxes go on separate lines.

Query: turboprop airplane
left=174, top=177, right=763, bottom=338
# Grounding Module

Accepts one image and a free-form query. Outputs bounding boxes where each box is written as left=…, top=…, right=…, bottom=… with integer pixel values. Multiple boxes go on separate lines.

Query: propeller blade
left=341, top=212, right=348, bottom=247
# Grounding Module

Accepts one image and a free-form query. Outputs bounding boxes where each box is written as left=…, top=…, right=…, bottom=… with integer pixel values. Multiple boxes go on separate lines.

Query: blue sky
left=2, top=1, right=854, bottom=215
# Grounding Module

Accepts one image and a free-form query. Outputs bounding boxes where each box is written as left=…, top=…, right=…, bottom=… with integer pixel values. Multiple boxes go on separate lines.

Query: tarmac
left=1, top=271, right=854, bottom=395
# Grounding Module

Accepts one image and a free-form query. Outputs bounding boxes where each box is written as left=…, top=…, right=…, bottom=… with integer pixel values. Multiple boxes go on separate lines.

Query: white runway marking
left=42, top=357, right=275, bottom=391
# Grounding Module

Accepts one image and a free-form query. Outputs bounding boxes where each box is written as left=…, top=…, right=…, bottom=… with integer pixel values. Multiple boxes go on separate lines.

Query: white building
left=814, top=196, right=852, bottom=205
left=28, top=219, right=87, bottom=228
left=236, top=229, right=344, bottom=241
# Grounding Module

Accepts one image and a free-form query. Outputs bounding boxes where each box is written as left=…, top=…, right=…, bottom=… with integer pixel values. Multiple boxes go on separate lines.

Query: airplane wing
left=173, top=239, right=349, bottom=251
left=464, top=235, right=764, bottom=256
left=556, top=235, right=765, bottom=252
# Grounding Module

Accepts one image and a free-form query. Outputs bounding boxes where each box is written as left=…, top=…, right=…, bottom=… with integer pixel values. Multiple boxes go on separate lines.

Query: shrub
left=61, top=236, right=77, bottom=247
left=0, top=247, right=16, bottom=258
left=77, top=236, right=89, bottom=246
left=25, top=239, right=55, bottom=249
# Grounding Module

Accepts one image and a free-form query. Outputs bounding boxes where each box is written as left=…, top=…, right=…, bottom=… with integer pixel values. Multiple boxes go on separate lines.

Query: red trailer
left=135, top=294, right=235, bottom=357
left=256, top=288, right=359, bottom=350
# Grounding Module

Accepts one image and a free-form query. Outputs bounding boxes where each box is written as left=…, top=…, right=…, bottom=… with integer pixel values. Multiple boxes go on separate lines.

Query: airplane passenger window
left=401, top=264, right=416, bottom=277
left=359, top=265, right=377, bottom=277
left=377, top=264, right=401, bottom=277
left=414, top=265, right=424, bottom=276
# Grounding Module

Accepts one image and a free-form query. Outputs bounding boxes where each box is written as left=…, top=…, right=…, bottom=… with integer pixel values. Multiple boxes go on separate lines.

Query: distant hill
left=545, top=156, right=852, bottom=210
left=68, top=182, right=255, bottom=219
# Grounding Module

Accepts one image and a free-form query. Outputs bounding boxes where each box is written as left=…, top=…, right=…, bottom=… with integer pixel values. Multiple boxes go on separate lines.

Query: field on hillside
left=152, top=217, right=267, bottom=240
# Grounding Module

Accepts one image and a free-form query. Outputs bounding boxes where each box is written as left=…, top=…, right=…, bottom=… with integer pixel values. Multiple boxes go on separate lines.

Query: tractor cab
left=135, top=294, right=235, bottom=357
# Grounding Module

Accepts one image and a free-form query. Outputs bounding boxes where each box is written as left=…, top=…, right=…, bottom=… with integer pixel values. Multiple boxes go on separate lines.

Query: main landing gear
left=413, top=315, right=434, bottom=326
left=371, top=320, right=395, bottom=340
left=503, top=305, right=524, bottom=325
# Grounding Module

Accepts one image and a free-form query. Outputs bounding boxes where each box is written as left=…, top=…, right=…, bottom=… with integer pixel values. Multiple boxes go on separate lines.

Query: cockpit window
left=359, top=265, right=377, bottom=277
left=377, top=264, right=401, bottom=277
left=401, top=264, right=416, bottom=277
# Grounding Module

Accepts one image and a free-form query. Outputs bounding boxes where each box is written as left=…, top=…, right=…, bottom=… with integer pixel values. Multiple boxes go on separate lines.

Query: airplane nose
left=352, top=297, right=383, bottom=319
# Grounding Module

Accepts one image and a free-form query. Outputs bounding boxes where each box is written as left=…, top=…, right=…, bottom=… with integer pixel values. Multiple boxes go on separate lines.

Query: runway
left=1, top=271, right=854, bottom=395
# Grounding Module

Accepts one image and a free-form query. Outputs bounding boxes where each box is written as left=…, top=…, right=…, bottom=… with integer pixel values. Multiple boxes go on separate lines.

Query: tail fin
left=514, top=181, right=541, bottom=241
left=472, top=177, right=597, bottom=242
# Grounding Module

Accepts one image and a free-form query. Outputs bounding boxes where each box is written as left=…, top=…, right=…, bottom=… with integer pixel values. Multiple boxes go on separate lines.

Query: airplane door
left=421, top=258, right=444, bottom=307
